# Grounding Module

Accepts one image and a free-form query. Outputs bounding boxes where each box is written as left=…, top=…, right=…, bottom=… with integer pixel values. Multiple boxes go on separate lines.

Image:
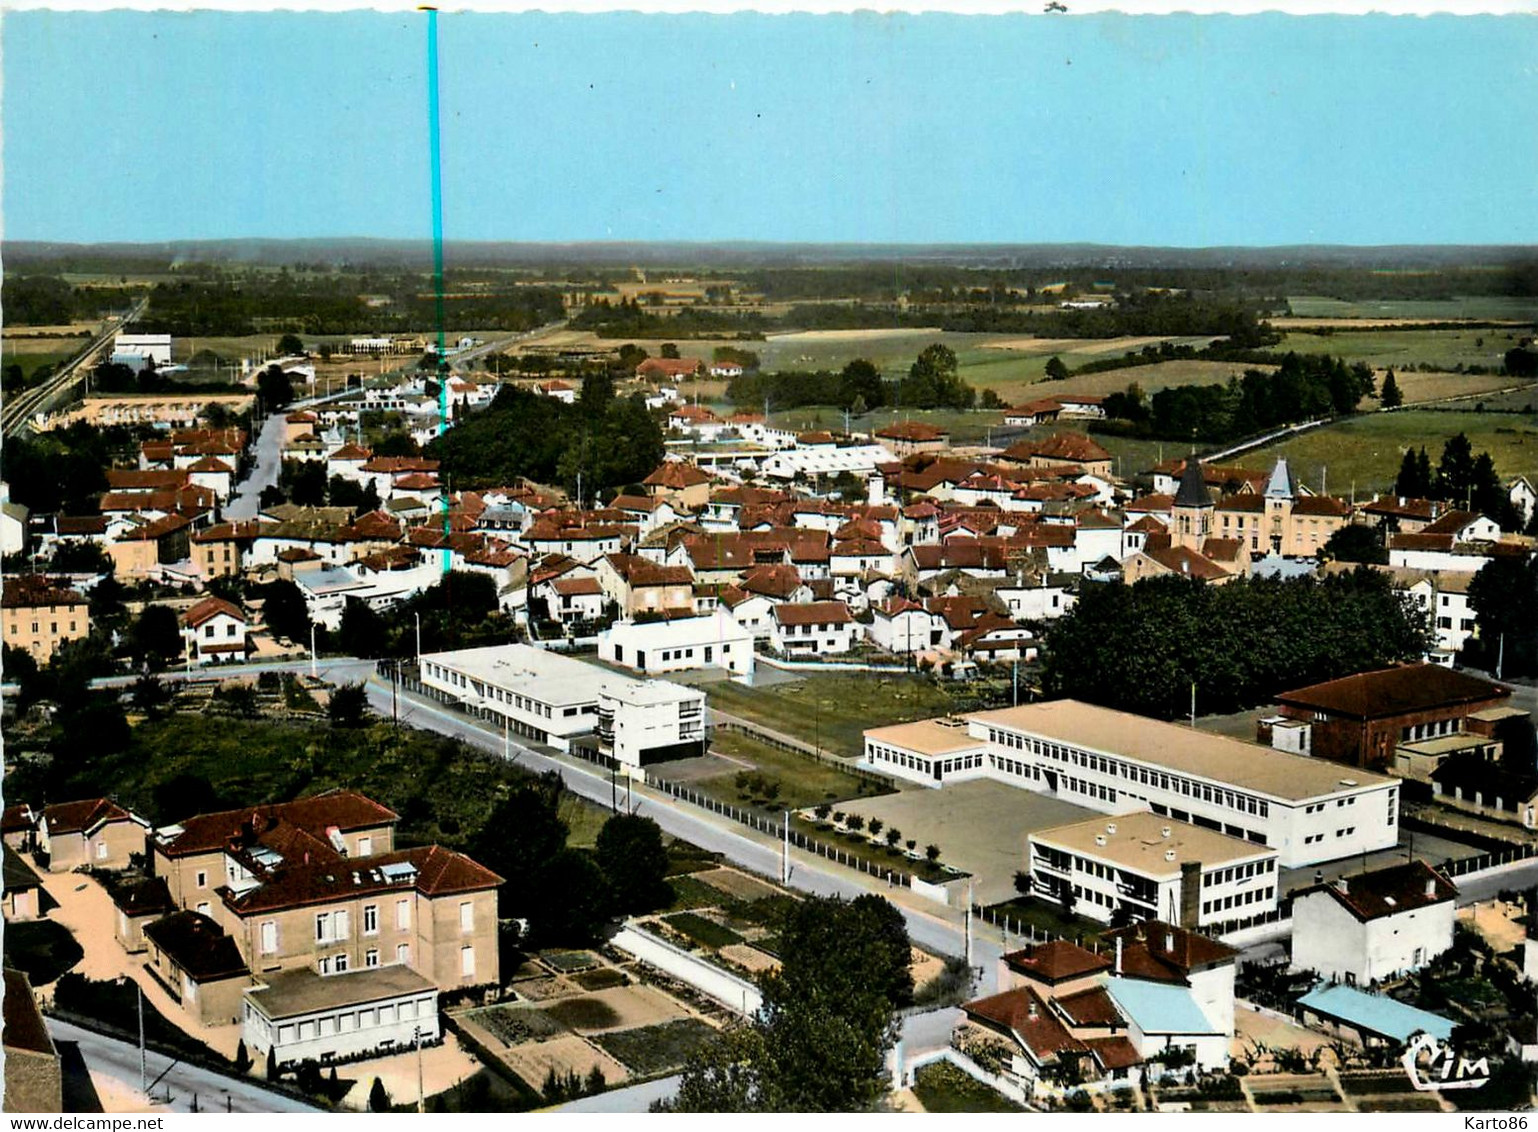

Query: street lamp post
left=415, top=612, right=422, bottom=662
left=310, top=622, right=317, bottom=679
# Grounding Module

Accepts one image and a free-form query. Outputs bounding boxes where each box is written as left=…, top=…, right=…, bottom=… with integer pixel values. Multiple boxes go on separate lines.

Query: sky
left=3, top=10, right=1536, bottom=247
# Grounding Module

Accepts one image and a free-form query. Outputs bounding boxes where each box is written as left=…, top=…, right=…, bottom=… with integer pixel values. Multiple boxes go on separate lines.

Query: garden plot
left=593, top=1018, right=721, bottom=1077
left=541, top=984, right=691, bottom=1035
left=694, top=867, right=784, bottom=903
left=499, top=1034, right=630, bottom=1092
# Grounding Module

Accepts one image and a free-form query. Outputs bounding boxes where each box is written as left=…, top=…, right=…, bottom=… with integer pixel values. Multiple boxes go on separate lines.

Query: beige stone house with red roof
left=2, top=575, right=90, bottom=662
left=147, top=790, right=502, bottom=1065
left=642, top=460, right=713, bottom=510
left=37, top=797, right=148, bottom=873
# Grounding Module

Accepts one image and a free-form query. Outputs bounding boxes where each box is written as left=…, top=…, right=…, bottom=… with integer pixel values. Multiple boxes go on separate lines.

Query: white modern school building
left=864, top=699, right=1399, bottom=869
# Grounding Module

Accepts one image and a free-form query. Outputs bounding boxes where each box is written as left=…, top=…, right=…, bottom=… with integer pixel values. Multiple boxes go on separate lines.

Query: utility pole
left=1498, top=633, right=1505, bottom=680
left=415, top=612, right=422, bottom=662
left=1013, top=658, right=1020, bottom=706
left=415, top=1026, right=425, bottom=1114
left=310, top=622, right=317, bottom=679
left=965, top=880, right=974, bottom=969
left=1190, top=682, right=1196, bottom=728
left=138, top=984, right=147, bottom=1096
left=391, top=661, right=399, bottom=733
left=782, top=809, right=790, bottom=884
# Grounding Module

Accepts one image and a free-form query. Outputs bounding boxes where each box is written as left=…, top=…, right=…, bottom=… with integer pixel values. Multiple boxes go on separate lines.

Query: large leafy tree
left=1465, top=556, right=1538, bottom=678
left=1435, top=432, right=1477, bottom=503
left=130, top=604, right=183, bottom=669
left=665, top=895, right=912, bottom=1112
left=595, top=813, right=671, bottom=914
left=1042, top=571, right=1432, bottom=719
left=261, top=579, right=311, bottom=645
left=897, top=344, right=974, bottom=410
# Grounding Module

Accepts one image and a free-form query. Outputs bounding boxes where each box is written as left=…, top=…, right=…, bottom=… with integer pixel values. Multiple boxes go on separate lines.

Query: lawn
left=1230, top=409, right=1538, bottom=493
left=683, top=730, right=888, bottom=810
left=911, top=1060, right=1025, bottom=1113
left=11, top=710, right=619, bottom=867
left=2, top=919, right=84, bottom=985
left=703, top=673, right=961, bottom=761
left=592, top=1018, right=719, bottom=1077
left=542, top=997, right=624, bottom=1032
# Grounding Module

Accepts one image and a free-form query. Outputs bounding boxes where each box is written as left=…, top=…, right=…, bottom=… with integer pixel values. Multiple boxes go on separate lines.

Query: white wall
left=1291, top=889, right=1454, bottom=985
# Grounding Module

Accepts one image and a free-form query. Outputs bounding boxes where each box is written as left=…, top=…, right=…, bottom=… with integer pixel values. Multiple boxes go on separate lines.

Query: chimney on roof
left=1314, top=870, right=1325, bottom=886
left=1336, top=877, right=1349, bottom=894
left=1164, top=930, right=1175, bottom=953
left=1425, top=877, right=1437, bottom=898
left=1027, top=998, right=1038, bottom=1020
left=1398, top=497, right=1406, bottom=507
left=1115, top=937, right=1123, bottom=975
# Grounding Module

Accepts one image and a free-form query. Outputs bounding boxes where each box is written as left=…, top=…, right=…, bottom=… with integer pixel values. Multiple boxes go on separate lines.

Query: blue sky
left=3, top=11, right=1535, bottom=246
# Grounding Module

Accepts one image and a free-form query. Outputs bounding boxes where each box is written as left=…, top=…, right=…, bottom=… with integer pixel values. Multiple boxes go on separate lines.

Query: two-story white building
left=1290, top=860, right=1457, bottom=986
left=596, top=679, right=708, bottom=772
left=1027, top=810, right=1280, bottom=929
left=180, top=597, right=249, bottom=665
left=769, top=601, right=858, bottom=656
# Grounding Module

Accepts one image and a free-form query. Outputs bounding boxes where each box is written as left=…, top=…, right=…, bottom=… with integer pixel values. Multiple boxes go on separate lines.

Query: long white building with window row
left=864, top=700, right=1399, bottom=869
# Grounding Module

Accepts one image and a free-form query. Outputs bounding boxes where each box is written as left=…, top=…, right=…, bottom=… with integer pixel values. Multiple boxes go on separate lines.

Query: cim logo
left=1402, top=1033, right=1492, bottom=1091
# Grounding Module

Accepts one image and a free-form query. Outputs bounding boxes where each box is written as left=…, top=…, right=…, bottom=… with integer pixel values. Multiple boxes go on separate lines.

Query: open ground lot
left=704, top=672, right=962, bottom=761
left=1232, top=409, right=1538, bottom=492
left=835, top=778, right=1097, bottom=905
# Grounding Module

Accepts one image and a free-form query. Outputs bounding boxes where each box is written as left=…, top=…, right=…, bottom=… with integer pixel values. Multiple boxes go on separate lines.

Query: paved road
left=225, top=405, right=292, bottom=521
left=45, top=1018, right=317, bottom=1114
left=91, top=657, right=374, bottom=690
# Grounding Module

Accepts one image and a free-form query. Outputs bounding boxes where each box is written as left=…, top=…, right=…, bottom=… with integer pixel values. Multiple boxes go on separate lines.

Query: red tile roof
left=643, top=462, right=712, bottom=490
left=43, top=798, right=137, bottom=836
left=1275, top=663, right=1509, bottom=720
left=157, top=791, right=399, bottom=859
left=1012, top=432, right=1111, bottom=465
left=143, top=911, right=249, bottom=982
left=772, top=600, right=852, bottom=626
left=963, top=986, right=1087, bottom=1064
left=2, top=575, right=86, bottom=609
left=1054, top=985, right=1125, bottom=1027
left=876, top=421, right=949, bottom=442
left=182, top=596, right=246, bottom=629
left=1295, top=860, right=1456, bottom=922
left=1104, top=920, right=1240, bottom=979
left=552, top=577, right=602, bottom=596
left=1001, top=940, right=1112, bottom=984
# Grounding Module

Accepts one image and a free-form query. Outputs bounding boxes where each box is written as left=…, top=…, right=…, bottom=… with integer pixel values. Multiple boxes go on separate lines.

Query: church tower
left=1264, top=457, right=1297, bottom=554
left=1170, top=460, right=1213, bottom=549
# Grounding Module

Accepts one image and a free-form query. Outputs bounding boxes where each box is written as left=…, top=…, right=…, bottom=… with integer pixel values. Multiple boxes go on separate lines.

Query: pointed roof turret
left=1265, top=458, right=1298, bottom=501
left=1173, top=460, right=1212, bottom=509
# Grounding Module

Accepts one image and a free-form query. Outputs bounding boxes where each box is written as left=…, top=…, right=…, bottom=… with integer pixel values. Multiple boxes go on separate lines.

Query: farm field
left=1269, top=327, right=1526, bottom=373
left=1041, top=358, right=1274, bottom=399
left=1282, top=295, right=1538, bottom=321
left=1, top=341, right=86, bottom=384
left=1371, top=371, right=1531, bottom=407
left=703, top=672, right=962, bottom=761
left=1231, top=410, right=1538, bottom=494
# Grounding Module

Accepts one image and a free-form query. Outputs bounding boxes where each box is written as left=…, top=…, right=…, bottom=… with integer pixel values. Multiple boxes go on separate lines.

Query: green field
left=684, top=729, right=887, bottom=809
left=1285, top=295, right=1538, bottom=321
left=703, top=673, right=961, bottom=761
left=1271, top=327, right=1525, bottom=373
left=1232, top=409, right=1538, bottom=493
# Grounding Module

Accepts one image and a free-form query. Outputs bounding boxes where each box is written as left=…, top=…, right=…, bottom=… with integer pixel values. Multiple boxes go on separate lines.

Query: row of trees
left=724, top=344, right=977, bottom=415
left=1393, top=432, right=1527, bottom=529
left=1101, top=353, right=1376, bottom=443
left=428, top=376, right=663, bottom=499
left=1041, top=570, right=1432, bottom=720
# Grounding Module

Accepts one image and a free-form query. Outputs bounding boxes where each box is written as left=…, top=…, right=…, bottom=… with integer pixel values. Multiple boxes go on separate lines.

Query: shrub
left=814, top=803, right=831, bottom=821
left=926, top=844, right=941, bottom=864
left=368, top=1077, right=390, bottom=1112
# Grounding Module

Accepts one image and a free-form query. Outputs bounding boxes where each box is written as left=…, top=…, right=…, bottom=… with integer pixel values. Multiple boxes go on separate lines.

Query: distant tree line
left=1042, top=570, right=1433, bottom=720
left=1, top=276, right=131, bottom=326
left=130, top=272, right=564, bottom=337
left=570, top=298, right=771, bottom=340
left=725, top=344, right=976, bottom=413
